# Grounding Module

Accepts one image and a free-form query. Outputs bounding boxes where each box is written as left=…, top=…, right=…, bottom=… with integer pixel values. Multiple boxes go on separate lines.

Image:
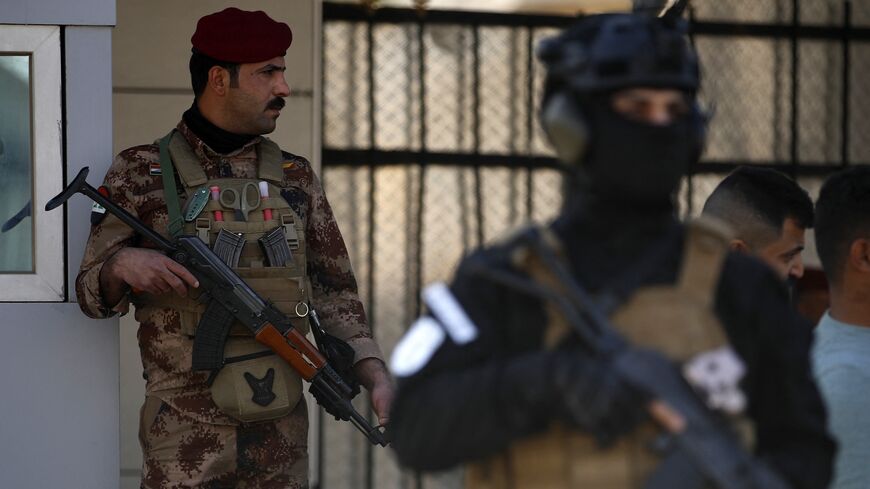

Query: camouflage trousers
left=139, top=395, right=308, bottom=489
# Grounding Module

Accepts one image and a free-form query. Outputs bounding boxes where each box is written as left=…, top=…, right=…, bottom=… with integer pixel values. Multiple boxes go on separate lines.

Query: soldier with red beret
left=76, top=8, right=394, bottom=488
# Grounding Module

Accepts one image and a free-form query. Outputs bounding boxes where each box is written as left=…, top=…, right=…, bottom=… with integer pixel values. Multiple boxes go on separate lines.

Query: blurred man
left=388, top=8, right=833, bottom=489
left=812, top=166, right=870, bottom=489
left=702, top=166, right=814, bottom=282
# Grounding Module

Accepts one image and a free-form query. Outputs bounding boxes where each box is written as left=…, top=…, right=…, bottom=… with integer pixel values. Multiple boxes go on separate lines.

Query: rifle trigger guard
left=295, top=302, right=310, bottom=318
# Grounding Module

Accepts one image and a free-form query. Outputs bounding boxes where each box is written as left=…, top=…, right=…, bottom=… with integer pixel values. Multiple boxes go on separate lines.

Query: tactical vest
left=466, top=218, right=752, bottom=489
left=133, top=131, right=310, bottom=423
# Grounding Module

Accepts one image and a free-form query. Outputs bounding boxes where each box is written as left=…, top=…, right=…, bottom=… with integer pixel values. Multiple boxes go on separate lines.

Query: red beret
left=191, top=7, right=292, bottom=63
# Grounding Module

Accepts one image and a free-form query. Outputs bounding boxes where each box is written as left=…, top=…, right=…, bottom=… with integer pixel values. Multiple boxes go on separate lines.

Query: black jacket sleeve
left=389, top=251, right=565, bottom=470
left=715, top=253, right=835, bottom=489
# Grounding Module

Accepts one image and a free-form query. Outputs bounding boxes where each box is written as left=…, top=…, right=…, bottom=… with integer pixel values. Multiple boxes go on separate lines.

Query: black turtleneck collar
left=182, top=102, right=256, bottom=155
left=552, top=191, right=682, bottom=292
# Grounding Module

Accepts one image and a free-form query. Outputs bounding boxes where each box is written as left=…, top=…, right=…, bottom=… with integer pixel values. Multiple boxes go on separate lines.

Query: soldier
left=75, top=8, right=393, bottom=488
left=388, top=9, right=833, bottom=489
left=702, top=166, right=814, bottom=283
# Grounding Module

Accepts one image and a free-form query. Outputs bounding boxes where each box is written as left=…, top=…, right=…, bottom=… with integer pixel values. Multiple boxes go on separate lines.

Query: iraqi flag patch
left=90, top=186, right=110, bottom=225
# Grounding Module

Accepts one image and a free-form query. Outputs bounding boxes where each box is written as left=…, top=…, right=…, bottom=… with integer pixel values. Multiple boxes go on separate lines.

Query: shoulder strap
left=510, top=227, right=575, bottom=349
left=158, top=131, right=185, bottom=238
left=677, top=216, right=733, bottom=307
left=168, top=131, right=209, bottom=187
left=507, top=227, right=623, bottom=352
left=257, top=137, right=285, bottom=185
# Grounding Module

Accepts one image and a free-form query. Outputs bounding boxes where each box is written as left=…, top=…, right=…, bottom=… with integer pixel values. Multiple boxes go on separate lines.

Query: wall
left=329, top=0, right=630, bottom=14
left=0, top=3, right=117, bottom=489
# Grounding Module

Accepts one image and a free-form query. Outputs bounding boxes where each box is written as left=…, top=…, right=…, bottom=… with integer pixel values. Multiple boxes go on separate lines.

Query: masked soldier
left=388, top=10, right=833, bottom=489
left=75, top=8, right=393, bottom=488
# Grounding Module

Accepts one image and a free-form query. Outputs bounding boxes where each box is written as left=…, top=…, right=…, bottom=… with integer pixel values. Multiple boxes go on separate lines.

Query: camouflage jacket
left=76, top=120, right=383, bottom=425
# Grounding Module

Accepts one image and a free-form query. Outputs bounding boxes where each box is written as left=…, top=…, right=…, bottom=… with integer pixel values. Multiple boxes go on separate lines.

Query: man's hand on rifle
left=552, top=349, right=648, bottom=446
left=354, top=358, right=395, bottom=426
left=101, top=247, right=199, bottom=303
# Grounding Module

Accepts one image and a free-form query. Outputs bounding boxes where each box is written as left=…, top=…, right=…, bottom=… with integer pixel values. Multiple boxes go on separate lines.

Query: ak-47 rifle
left=471, top=228, right=791, bottom=489
left=48, top=167, right=387, bottom=446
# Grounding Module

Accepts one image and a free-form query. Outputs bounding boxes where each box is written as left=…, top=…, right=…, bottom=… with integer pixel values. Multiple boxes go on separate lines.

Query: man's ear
left=848, top=239, right=870, bottom=274
left=729, top=239, right=750, bottom=253
left=207, top=66, right=230, bottom=96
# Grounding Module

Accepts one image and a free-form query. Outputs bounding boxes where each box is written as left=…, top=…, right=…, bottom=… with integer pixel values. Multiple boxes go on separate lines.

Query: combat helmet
left=538, top=8, right=699, bottom=95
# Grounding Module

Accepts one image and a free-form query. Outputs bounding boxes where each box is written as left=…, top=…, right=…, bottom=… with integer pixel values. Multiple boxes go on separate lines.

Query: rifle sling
left=158, top=131, right=185, bottom=239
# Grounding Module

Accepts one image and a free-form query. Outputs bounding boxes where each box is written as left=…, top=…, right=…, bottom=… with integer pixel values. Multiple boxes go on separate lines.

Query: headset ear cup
left=541, top=92, right=589, bottom=166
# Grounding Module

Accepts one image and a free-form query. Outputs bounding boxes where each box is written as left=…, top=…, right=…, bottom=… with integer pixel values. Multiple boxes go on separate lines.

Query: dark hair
left=702, top=166, right=814, bottom=247
left=815, top=166, right=870, bottom=284
left=189, top=50, right=240, bottom=97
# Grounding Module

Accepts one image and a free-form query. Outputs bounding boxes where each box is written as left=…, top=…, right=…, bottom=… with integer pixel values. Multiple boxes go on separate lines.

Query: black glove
left=309, top=310, right=361, bottom=400
left=312, top=328, right=361, bottom=399
left=552, top=349, right=649, bottom=446
left=309, top=382, right=352, bottom=421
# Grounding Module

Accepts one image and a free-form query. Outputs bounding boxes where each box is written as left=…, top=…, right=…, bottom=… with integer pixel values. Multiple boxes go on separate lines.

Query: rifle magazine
left=191, top=300, right=237, bottom=371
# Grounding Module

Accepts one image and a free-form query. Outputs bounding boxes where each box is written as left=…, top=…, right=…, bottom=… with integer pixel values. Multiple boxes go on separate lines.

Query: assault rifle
left=471, top=228, right=791, bottom=489
left=47, top=167, right=387, bottom=446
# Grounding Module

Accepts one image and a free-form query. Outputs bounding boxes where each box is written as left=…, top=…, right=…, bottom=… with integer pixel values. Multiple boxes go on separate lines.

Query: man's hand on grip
left=552, top=349, right=648, bottom=446
left=355, top=358, right=395, bottom=426
left=105, top=247, right=199, bottom=296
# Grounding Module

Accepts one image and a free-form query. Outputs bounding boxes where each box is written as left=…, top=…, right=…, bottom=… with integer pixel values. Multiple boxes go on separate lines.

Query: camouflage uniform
left=76, top=120, right=383, bottom=488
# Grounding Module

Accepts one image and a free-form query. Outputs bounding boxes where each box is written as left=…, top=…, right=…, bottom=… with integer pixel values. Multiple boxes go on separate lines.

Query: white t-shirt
left=813, top=311, right=870, bottom=489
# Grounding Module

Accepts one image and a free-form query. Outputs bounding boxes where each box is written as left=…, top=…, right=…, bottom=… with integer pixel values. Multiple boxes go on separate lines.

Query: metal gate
left=317, top=2, right=870, bottom=488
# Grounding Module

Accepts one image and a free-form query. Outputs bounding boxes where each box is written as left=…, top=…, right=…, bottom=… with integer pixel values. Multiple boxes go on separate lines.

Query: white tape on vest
left=422, top=282, right=478, bottom=345
left=389, top=316, right=446, bottom=378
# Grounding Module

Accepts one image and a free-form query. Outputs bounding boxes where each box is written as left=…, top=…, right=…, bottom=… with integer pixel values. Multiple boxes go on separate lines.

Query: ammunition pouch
left=209, top=337, right=303, bottom=423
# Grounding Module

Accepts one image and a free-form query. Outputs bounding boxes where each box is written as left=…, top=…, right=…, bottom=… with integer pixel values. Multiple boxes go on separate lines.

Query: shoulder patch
left=390, top=316, right=446, bottom=378
left=280, top=152, right=311, bottom=171
left=683, top=346, right=747, bottom=415
left=281, top=158, right=312, bottom=188
left=90, top=186, right=110, bottom=225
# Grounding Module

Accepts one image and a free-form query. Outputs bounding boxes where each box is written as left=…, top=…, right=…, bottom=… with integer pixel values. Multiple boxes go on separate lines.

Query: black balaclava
left=579, top=95, right=701, bottom=210
left=552, top=95, right=697, bottom=290
left=538, top=13, right=704, bottom=220
left=537, top=11, right=706, bottom=289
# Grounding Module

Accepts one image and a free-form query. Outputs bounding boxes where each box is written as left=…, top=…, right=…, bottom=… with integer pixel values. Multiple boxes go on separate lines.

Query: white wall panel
left=0, top=0, right=114, bottom=26
left=0, top=303, right=119, bottom=489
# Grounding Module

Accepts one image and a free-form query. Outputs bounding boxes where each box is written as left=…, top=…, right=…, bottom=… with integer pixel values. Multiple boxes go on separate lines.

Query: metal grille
left=317, top=2, right=869, bottom=488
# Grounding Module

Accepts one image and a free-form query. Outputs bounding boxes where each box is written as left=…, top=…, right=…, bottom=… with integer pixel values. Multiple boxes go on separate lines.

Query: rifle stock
left=255, top=323, right=322, bottom=380
left=49, top=167, right=388, bottom=447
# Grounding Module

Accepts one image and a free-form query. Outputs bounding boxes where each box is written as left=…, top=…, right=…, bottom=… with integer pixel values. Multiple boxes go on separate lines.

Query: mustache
left=267, top=98, right=286, bottom=110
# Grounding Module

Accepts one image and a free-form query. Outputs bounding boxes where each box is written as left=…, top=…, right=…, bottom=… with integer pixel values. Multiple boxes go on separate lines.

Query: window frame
left=0, top=25, right=64, bottom=301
